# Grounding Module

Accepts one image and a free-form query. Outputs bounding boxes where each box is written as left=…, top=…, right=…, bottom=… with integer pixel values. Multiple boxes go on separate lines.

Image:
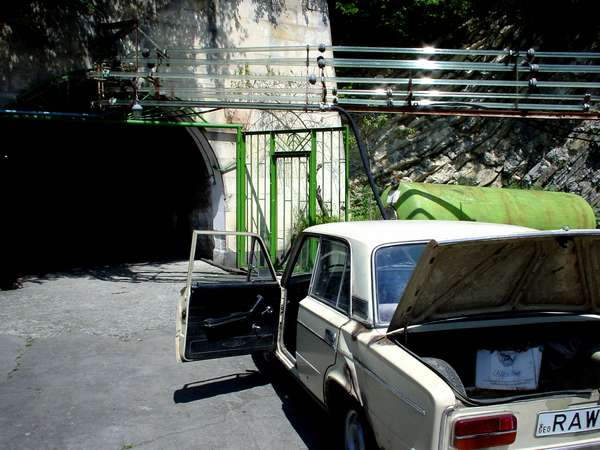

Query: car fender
left=324, top=351, right=362, bottom=409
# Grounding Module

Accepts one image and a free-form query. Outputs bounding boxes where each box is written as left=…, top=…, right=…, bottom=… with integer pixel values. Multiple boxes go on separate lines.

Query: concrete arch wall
left=184, top=126, right=226, bottom=231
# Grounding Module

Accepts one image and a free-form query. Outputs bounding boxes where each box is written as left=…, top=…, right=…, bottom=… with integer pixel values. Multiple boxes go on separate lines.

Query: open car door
left=176, top=231, right=280, bottom=362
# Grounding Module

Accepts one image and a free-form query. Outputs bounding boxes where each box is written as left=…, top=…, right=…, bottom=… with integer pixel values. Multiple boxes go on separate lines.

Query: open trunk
left=385, top=231, right=600, bottom=402
left=393, top=316, right=600, bottom=401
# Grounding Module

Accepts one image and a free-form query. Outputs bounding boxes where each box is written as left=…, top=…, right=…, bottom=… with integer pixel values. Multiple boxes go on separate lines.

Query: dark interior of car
left=398, top=320, right=600, bottom=398
left=282, top=273, right=312, bottom=356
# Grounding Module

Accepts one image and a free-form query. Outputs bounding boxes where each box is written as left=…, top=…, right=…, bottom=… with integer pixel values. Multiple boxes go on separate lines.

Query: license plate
left=536, top=406, right=600, bottom=437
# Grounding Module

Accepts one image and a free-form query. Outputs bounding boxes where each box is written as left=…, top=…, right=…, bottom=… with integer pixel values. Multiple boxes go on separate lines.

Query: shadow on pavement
left=20, top=260, right=190, bottom=285
left=252, top=354, right=340, bottom=450
left=173, top=370, right=269, bottom=403
left=171, top=354, right=335, bottom=449
left=252, top=353, right=336, bottom=450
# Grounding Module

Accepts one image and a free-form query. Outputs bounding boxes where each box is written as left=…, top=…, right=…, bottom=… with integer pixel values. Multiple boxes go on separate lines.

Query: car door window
left=191, top=233, right=275, bottom=285
left=291, top=236, right=319, bottom=275
left=311, top=239, right=350, bottom=314
left=285, top=235, right=320, bottom=302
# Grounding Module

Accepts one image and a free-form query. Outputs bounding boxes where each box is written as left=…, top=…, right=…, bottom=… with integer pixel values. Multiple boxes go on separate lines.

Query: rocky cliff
left=335, top=0, right=600, bottom=222
left=364, top=116, right=600, bottom=218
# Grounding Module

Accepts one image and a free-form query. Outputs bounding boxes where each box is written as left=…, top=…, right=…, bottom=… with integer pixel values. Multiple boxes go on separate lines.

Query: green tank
left=383, top=182, right=597, bottom=230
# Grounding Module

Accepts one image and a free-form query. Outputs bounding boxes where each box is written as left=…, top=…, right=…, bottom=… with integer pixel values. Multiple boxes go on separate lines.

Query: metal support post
left=343, top=125, right=349, bottom=222
left=309, top=130, right=318, bottom=226
left=236, top=128, right=247, bottom=267
left=269, top=132, right=278, bottom=261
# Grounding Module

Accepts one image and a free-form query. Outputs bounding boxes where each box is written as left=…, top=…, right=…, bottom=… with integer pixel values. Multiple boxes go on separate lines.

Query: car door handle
left=324, top=328, right=337, bottom=347
left=200, top=295, right=265, bottom=329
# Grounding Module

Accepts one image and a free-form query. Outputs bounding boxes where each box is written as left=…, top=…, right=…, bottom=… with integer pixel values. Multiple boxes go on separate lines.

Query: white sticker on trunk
left=475, top=347, right=542, bottom=390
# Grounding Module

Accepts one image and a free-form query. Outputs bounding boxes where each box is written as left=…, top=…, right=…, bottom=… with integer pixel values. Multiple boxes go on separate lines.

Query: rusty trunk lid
left=387, top=231, right=600, bottom=333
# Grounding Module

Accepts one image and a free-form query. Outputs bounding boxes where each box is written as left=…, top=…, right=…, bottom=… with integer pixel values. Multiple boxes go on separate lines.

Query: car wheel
left=251, top=350, right=274, bottom=363
left=250, top=350, right=278, bottom=378
left=343, top=405, right=376, bottom=450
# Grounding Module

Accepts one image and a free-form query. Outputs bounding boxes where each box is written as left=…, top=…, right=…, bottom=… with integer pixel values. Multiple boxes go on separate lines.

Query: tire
left=342, top=404, right=377, bottom=450
left=422, top=357, right=466, bottom=397
left=250, top=350, right=276, bottom=375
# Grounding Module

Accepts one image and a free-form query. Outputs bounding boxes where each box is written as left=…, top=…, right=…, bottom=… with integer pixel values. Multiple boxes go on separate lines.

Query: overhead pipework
left=89, top=38, right=600, bottom=119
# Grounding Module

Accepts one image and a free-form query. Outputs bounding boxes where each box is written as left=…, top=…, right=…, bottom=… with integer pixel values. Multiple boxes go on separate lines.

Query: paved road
left=0, top=262, right=332, bottom=450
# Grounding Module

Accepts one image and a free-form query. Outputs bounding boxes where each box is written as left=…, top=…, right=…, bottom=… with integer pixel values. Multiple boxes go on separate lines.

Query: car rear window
left=375, top=243, right=425, bottom=324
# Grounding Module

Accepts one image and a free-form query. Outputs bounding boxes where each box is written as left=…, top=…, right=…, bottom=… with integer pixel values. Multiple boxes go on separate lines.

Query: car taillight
left=453, top=414, right=517, bottom=450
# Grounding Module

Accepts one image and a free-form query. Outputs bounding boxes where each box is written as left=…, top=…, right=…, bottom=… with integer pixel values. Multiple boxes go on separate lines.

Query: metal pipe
left=335, top=104, right=600, bottom=119
left=338, top=89, right=593, bottom=101
left=120, top=57, right=311, bottom=67
left=0, top=109, right=245, bottom=129
left=159, top=45, right=315, bottom=54
left=125, top=119, right=243, bottom=128
left=144, top=94, right=320, bottom=103
left=129, top=44, right=600, bottom=59
left=330, top=58, right=600, bottom=74
left=330, top=105, right=388, bottom=220
left=96, top=72, right=600, bottom=89
left=0, top=109, right=105, bottom=119
left=153, top=87, right=322, bottom=95
left=330, top=46, right=600, bottom=59
left=96, top=71, right=310, bottom=82
left=102, top=99, right=323, bottom=110
left=120, top=55, right=600, bottom=73
left=335, top=97, right=592, bottom=111
left=328, top=77, right=600, bottom=89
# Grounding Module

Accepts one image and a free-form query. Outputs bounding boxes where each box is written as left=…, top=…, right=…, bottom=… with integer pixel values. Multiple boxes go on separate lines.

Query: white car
left=176, top=220, right=600, bottom=450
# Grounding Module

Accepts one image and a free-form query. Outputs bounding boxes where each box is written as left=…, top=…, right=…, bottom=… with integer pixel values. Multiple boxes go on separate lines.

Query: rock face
left=363, top=114, right=600, bottom=221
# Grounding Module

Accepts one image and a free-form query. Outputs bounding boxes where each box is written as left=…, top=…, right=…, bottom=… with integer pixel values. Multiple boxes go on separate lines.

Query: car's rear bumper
left=543, top=442, right=600, bottom=450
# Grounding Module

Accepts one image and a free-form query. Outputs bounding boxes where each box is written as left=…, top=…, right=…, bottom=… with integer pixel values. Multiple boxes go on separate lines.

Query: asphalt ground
left=0, top=261, right=332, bottom=450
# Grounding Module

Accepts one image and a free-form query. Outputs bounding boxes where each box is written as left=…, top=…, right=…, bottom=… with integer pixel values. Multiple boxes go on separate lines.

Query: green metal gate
left=238, top=127, right=348, bottom=265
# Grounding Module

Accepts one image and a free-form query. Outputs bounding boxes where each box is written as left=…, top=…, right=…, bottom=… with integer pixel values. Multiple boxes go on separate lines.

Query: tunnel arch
left=0, top=117, right=225, bottom=274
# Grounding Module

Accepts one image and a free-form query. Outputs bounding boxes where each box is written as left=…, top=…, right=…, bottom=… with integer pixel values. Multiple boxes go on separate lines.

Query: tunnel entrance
left=1, top=118, right=217, bottom=276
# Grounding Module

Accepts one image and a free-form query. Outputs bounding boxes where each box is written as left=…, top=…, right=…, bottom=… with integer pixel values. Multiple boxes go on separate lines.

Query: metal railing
left=91, top=43, right=600, bottom=119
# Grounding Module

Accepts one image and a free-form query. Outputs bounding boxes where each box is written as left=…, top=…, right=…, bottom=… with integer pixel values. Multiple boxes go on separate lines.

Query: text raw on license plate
left=536, top=406, right=600, bottom=437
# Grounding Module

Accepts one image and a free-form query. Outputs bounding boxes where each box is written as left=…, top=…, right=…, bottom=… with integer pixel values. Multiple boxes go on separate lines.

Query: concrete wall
left=1, top=0, right=343, bottom=258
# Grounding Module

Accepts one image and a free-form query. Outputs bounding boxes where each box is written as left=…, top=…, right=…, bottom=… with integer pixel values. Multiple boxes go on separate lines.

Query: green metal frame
left=309, top=129, right=318, bottom=227
left=235, top=127, right=247, bottom=267
left=269, top=132, right=278, bottom=261
left=343, top=126, right=350, bottom=222
left=240, top=126, right=349, bottom=262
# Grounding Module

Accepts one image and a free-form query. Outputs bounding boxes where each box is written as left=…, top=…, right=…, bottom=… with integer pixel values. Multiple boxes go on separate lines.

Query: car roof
left=305, top=220, right=536, bottom=248
left=302, top=220, right=598, bottom=325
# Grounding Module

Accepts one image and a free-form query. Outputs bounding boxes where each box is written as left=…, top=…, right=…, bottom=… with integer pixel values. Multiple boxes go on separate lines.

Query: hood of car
left=387, top=231, right=600, bottom=333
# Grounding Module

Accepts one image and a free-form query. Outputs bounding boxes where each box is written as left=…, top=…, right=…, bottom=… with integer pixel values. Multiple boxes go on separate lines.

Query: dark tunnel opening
left=0, top=119, right=214, bottom=280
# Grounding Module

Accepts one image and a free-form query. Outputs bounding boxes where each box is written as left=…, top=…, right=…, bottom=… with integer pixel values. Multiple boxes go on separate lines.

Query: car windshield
left=375, top=243, right=426, bottom=324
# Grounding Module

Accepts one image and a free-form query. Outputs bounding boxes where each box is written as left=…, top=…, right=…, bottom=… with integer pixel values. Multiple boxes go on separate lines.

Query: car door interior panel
left=185, top=280, right=280, bottom=360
